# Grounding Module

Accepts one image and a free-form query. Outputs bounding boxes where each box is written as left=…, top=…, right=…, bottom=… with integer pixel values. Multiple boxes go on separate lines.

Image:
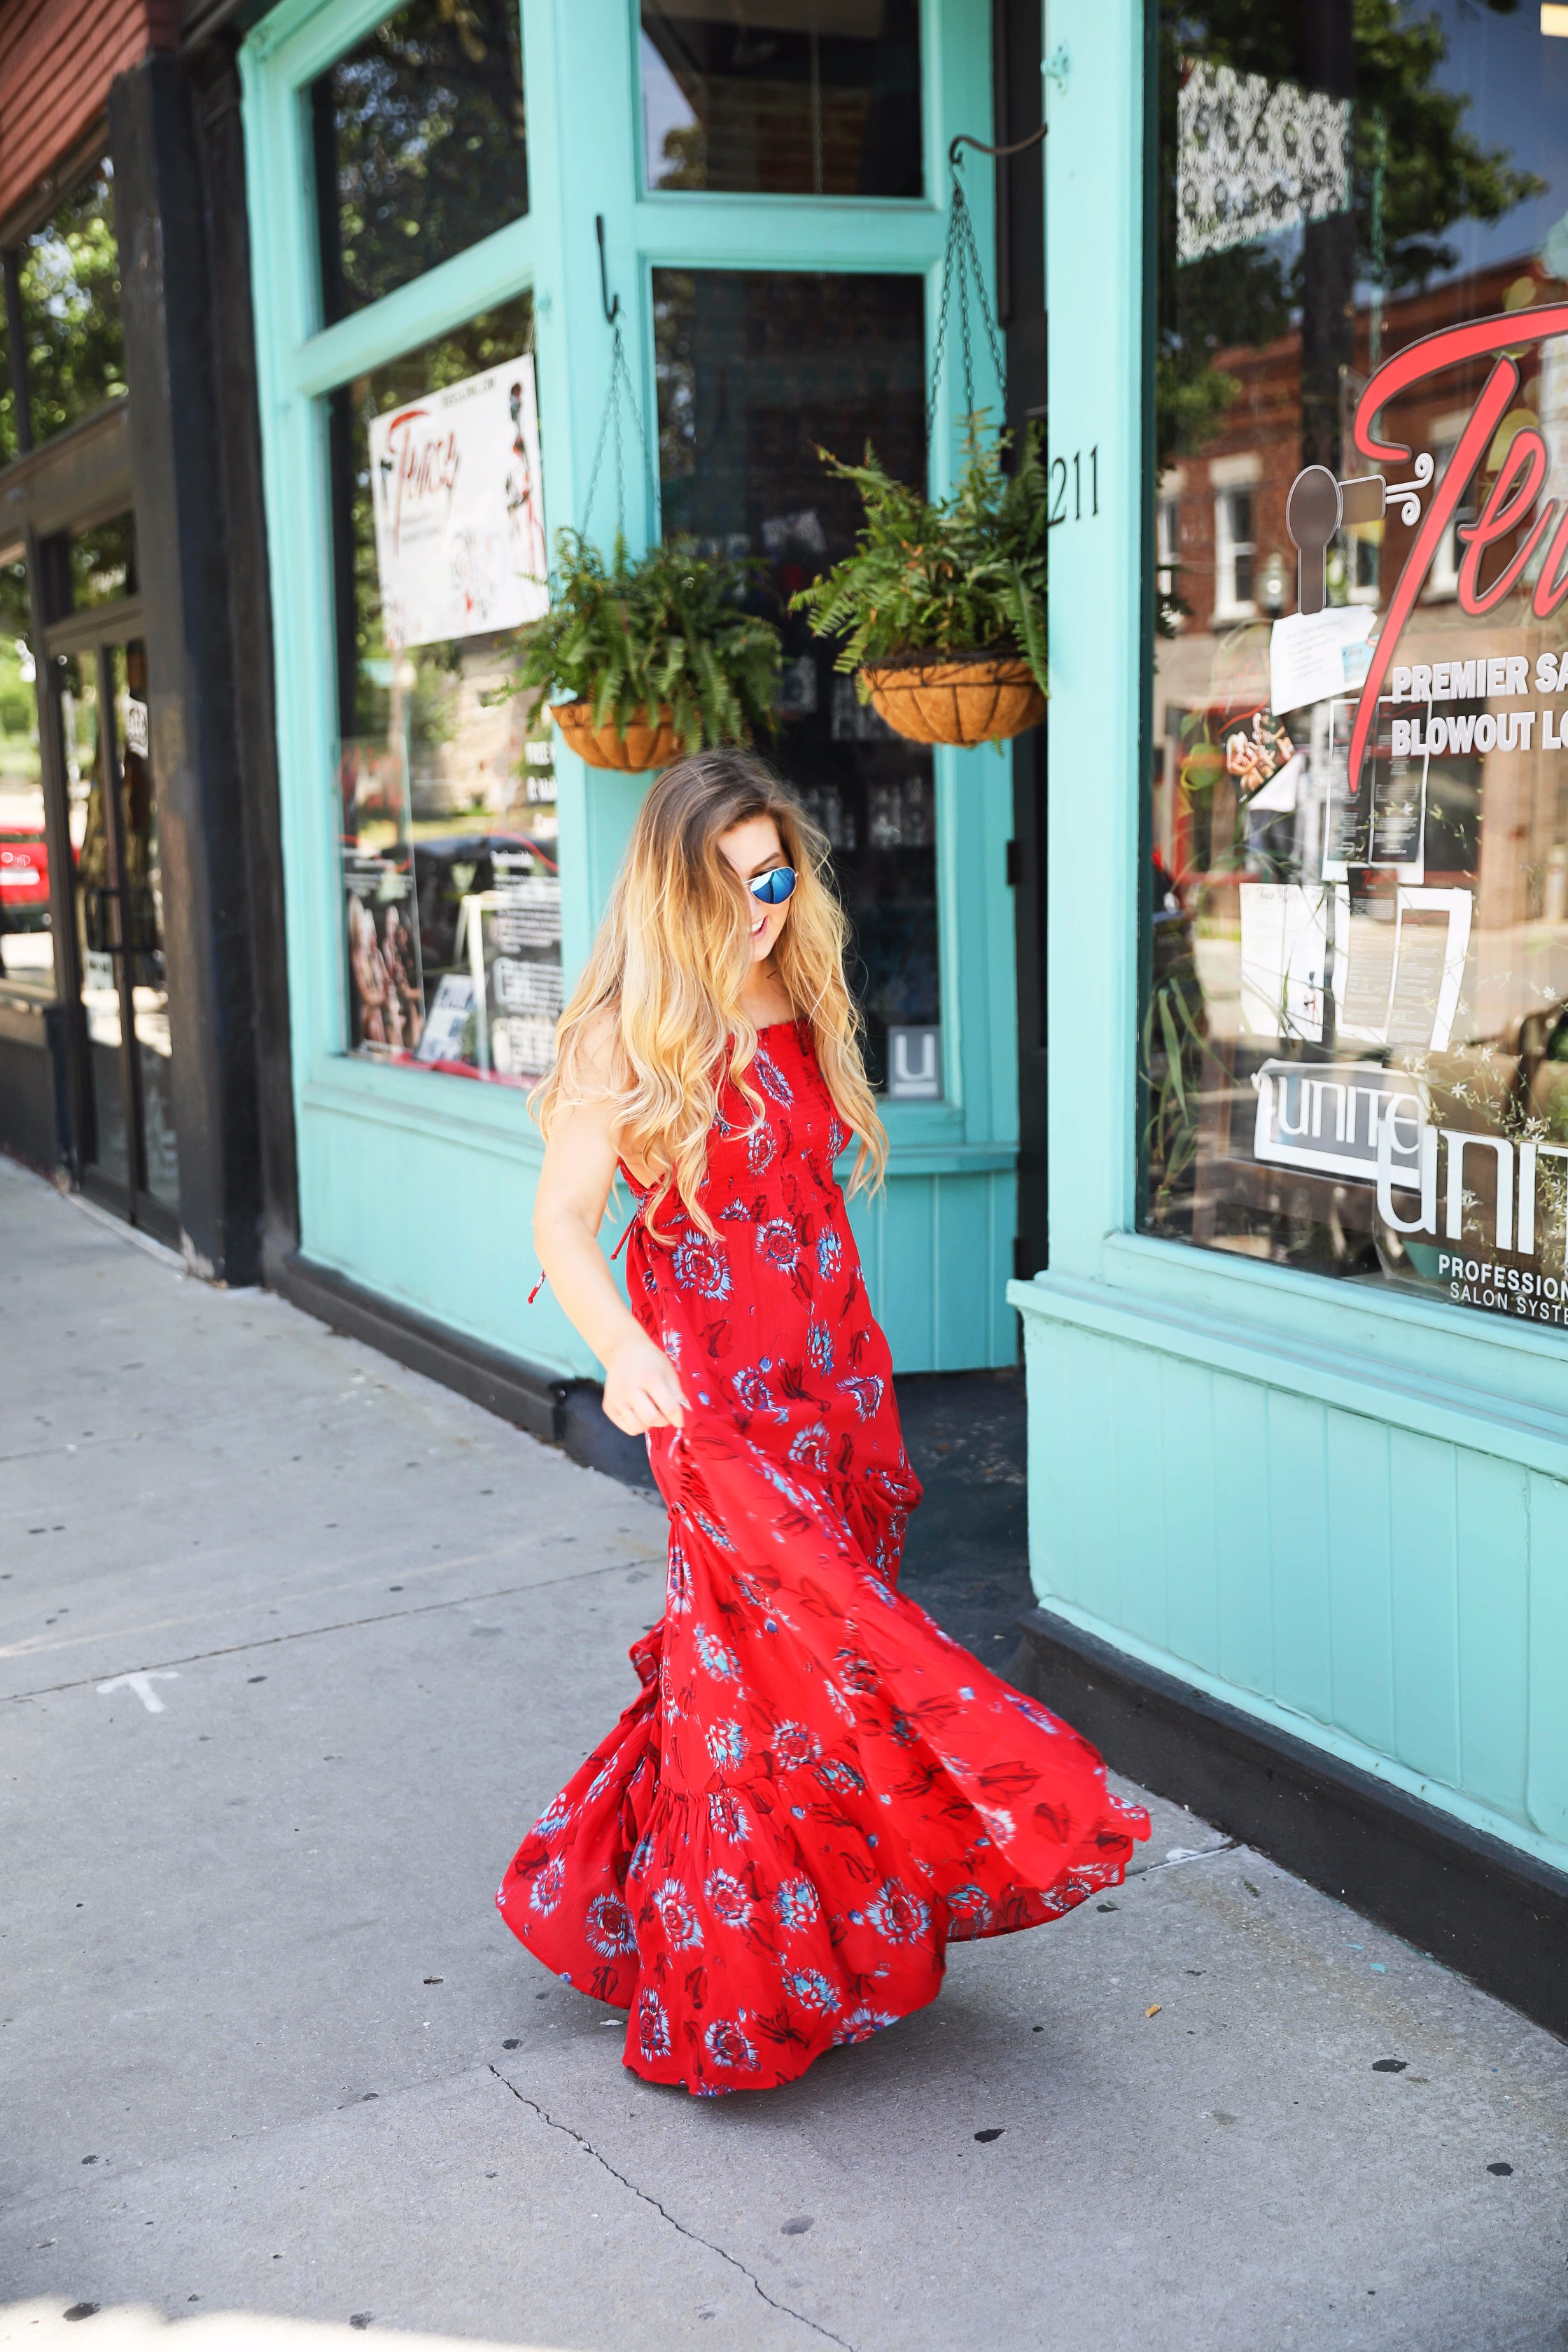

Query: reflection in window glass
left=114, top=640, right=179, bottom=1216
left=0, top=292, right=17, bottom=465
left=1143, top=2, right=1568, bottom=1334
left=312, top=0, right=528, bottom=323
left=20, top=162, right=127, bottom=442
left=62, top=642, right=179, bottom=1210
left=330, top=295, right=559, bottom=1088
left=61, top=653, right=128, bottom=1186
left=58, top=513, right=139, bottom=616
left=640, top=0, right=921, bottom=196
left=654, top=267, right=934, bottom=1090
left=0, top=556, right=49, bottom=995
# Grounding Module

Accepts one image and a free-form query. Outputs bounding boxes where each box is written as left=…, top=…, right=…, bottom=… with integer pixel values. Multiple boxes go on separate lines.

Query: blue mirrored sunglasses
left=748, top=864, right=797, bottom=906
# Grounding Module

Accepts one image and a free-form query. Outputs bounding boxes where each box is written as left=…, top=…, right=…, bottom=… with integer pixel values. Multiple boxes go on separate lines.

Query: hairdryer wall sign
left=1273, top=304, right=1568, bottom=754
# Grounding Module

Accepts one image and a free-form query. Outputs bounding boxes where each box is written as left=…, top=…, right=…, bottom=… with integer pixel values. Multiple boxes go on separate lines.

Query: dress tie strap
left=527, top=1200, right=641, bottom=1305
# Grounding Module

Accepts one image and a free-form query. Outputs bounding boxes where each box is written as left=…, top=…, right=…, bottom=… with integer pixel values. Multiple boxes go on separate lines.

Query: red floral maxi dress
left=497, top=1019, right=1149, bottom=2094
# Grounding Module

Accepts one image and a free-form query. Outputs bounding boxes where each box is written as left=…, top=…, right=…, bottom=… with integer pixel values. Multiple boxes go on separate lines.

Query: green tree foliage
left=17, top=164, right=127, bottom=444
left=514, top=531, right=783, bottom=750
left=790, top=419, right=1048, bottom=694
left=318, top=0, right=527, bottom=318
left=1155, top=0, right=1544, bottom=475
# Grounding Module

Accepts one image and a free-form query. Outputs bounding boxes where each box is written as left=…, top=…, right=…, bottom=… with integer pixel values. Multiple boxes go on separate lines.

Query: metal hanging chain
left=926, top=123, right=1046, bottom=445
left=582, top=215, right=655, bottom=547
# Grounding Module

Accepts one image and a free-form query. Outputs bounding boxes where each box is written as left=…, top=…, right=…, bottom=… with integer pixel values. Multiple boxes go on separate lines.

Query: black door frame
left=0, top=401, right=142, bottom=1182
left=993, top=0, right=1049, bottom=1283
left=44, top=586, right=181, bottom=1250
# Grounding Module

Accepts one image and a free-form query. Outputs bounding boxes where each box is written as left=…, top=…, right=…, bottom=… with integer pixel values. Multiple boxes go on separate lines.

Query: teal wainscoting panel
left=1267, top=1390, right=1331, bottom=1724
left=844, top=1165, right=1016, bottom=1374
left=1023, top=1318, right=1085, bottom=1606
left=937, top=1171, right=1011, bottom=1368
left=1388, top=1430, right=1462, bottom=1790
left=300, top=1100, right=590, bottom=1377
left=1158, top=1354, right=1219, bottom=1676
left=853, top=1172, right=932, bottom=1369
left=1324, top=1408, right=1396, bottom=1760
left=1023, top=1317, right=1116, bottom=1623
left=1111, top=1341, right=1168, bottom=1653
left=1527, top=1470, right=1568, bottom=1845
left=1212, top=1369, right=1274, bottom=1699
left=1015, top=1286, right=1568, bottom=1865
left=1455, top=1449, right=1531, bottom=1819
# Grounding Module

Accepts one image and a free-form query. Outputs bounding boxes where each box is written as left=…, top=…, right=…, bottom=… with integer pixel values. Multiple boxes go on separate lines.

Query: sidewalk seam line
left=489, top=2066, right=858, bottom=2349
left=0, top=1556, right=662, bottom=1702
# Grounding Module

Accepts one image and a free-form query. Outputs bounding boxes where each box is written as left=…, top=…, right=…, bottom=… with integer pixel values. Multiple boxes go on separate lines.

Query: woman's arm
left=532, top=1039, right=690, bottom=1436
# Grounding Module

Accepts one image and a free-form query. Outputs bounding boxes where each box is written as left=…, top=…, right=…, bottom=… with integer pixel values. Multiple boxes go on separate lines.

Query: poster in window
left=341, top=740, right=425, bottom=1057
left=368, top=354, right=548, bottom=652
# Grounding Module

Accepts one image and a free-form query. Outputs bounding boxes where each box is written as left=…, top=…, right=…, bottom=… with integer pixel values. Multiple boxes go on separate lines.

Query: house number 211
left=1048, top=446, right=1099, bottom=526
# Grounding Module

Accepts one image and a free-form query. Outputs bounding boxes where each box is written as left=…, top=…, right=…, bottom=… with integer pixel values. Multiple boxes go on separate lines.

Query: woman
left=497, top=752, right=1148, bottom=2094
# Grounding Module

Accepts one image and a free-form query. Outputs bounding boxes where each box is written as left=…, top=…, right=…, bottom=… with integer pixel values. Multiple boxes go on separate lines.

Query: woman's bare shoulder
left=550, top=1008, right=631, bottom=1136
left=570, top=1005, right=622, bottom=1088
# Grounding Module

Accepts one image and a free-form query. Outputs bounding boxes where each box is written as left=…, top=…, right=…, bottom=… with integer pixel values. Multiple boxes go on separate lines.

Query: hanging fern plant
left=791, top=418, right=1049, bottom=749
left=516, top=531, right=783, bottom=774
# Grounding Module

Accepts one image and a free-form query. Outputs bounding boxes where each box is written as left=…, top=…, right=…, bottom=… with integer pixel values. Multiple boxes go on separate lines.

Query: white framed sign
left=368, top=352, right=548, bottom=650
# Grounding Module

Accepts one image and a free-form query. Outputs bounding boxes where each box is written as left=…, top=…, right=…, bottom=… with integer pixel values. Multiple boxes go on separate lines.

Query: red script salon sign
left=1349, top=302, right=1568, bottom=797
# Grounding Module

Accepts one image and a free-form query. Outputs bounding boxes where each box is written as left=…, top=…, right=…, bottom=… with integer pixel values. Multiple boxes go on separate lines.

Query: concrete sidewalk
left=3, top=1152, right=1566, bottom=2352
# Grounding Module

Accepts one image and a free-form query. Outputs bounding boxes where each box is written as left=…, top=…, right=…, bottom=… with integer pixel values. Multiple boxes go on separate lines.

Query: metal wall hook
left=948, top=122, right=1048, bottom=173
left=595, top=214, right=620, bottom=327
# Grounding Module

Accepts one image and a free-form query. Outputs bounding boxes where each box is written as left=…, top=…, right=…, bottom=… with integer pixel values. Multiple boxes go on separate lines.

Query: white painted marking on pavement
left=96, top=1670, right=179, bottom=1714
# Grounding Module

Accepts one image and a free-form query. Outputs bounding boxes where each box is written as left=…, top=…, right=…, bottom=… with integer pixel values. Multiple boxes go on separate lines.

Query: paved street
left=4, top=1150, right=1567, bottom=2352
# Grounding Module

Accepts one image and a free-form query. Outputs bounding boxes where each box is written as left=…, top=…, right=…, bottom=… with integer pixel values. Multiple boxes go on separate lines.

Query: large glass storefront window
left=1142, top=2, right=1568, bottom=1332
left=330, top=293, right=556, bottom=1088
left=0, top=552, right=48, bottom=995
left=312, top=0, right=528, bottom=323
left=654, top=266, right=937, bottom=1092
left=640, top=0, right=922, bottom=197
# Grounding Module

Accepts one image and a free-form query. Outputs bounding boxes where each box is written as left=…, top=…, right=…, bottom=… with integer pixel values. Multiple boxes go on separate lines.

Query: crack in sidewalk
left=0, top=1555, right=658, bottom=1704
left=489, top=2066, right=857, bottom=2350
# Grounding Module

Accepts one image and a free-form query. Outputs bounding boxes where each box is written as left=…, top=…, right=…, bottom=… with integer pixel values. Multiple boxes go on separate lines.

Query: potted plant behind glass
left=516, top=531, right=782, bottom=773
left=790, top=420, right=1048, bottom=749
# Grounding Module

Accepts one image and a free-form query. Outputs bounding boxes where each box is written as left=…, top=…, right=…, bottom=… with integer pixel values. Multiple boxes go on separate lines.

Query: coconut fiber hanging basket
left=859, top=654, right=1046, bottom=748
left=550, top=701, right=686, bottom=773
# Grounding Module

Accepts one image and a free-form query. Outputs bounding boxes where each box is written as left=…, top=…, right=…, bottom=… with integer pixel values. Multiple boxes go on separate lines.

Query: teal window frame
left=243, top=0, right=1021, bottom=1376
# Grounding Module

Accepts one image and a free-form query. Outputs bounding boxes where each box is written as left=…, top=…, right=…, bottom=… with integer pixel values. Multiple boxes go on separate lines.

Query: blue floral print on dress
left=752, top=1046, right=794, bottom=1105
left=774, top=1877, right=821, bottom=1933
left=673, top=1236, right=732, bottom=1298
left=694, top=1625, right=740, bottom=1679
left=704, top=2017, right=760, bottom=2071
left=585, top=1893, right=638, bottom=1956
left=705, top=1719, right=747, bottom=1770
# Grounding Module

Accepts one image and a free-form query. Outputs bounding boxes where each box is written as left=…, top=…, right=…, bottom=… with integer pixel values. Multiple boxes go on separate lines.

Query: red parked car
left=0, top=825, right=49, bottom=921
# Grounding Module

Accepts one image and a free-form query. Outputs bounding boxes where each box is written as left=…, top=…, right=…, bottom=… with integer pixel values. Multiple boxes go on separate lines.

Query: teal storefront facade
left=239, top=0, right=1024, bottom=1397
left=235, top=0, right=1567, bottom=2019
left=1014, top=2, right=1568, bottom=2023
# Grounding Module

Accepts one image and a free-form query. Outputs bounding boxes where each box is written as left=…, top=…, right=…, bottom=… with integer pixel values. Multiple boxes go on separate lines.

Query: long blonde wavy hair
left=531, top=750, right=886, bottom=1241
